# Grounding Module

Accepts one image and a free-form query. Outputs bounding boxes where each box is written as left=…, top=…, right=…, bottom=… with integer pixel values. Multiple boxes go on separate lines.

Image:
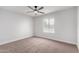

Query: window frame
left=43, top=17, right=55, bottom=33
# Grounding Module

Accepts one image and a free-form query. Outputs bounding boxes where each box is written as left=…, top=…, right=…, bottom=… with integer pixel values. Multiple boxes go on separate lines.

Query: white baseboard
left=0, top=34, right=33, bottom=45
left=0, top=35, right=77, bottom=46
left=35, top=35, right=77, bottom=45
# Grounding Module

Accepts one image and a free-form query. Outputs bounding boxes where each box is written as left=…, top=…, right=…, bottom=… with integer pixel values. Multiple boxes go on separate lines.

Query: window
left=43, top=17, right=55, bottom=33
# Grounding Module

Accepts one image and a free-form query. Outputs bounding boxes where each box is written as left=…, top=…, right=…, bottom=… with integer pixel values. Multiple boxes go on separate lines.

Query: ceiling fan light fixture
left=34, top=11, right=38, bottom=14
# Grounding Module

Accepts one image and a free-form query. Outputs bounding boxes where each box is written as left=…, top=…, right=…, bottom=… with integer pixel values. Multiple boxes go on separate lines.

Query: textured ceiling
left=0, top=6, right=74, bottom=17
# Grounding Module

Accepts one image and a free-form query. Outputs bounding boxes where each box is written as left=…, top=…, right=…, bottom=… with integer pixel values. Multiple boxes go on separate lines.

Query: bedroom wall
left=34, top=7, right=77, bottom=45
left=0, top=9, right=33, bottom=45
left=77, top=7, right=79, bottom=50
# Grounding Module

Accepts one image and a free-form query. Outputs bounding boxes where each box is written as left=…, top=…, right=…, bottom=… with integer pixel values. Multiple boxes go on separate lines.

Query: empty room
left=0, top=6, right=78, bottom=53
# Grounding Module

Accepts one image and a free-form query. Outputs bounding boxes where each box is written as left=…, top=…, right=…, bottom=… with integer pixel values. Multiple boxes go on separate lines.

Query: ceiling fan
left=27, top=6, right=45, bottom=15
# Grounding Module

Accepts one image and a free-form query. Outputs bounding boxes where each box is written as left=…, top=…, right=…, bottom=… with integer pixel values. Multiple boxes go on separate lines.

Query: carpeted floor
left=0, top=37, right=78, bottom=53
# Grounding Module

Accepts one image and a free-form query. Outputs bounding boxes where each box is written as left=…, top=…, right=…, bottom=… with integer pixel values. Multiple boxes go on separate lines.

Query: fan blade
left=27, top=6, right=34, bottom=10
left=26, top=11, right=34, bottom=13
left=38, top=7, right=44, bottom=10
left=37, top=11, right=45, bottom=14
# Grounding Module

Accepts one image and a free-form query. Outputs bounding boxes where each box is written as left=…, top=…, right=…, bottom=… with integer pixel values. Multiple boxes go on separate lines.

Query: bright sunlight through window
left=43, top=17, right=55, bottom=33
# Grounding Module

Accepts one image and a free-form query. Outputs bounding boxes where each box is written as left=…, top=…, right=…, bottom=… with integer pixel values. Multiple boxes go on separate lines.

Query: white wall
left=34, top=7, right=77, bottom=45
left=77, top=7, right=79, bottom=49
left=0, top=9, right=33, bottom=45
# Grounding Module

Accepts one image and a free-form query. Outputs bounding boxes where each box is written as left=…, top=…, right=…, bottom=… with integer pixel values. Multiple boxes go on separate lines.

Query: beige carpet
left=0, top=37, right=78, bottom=53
